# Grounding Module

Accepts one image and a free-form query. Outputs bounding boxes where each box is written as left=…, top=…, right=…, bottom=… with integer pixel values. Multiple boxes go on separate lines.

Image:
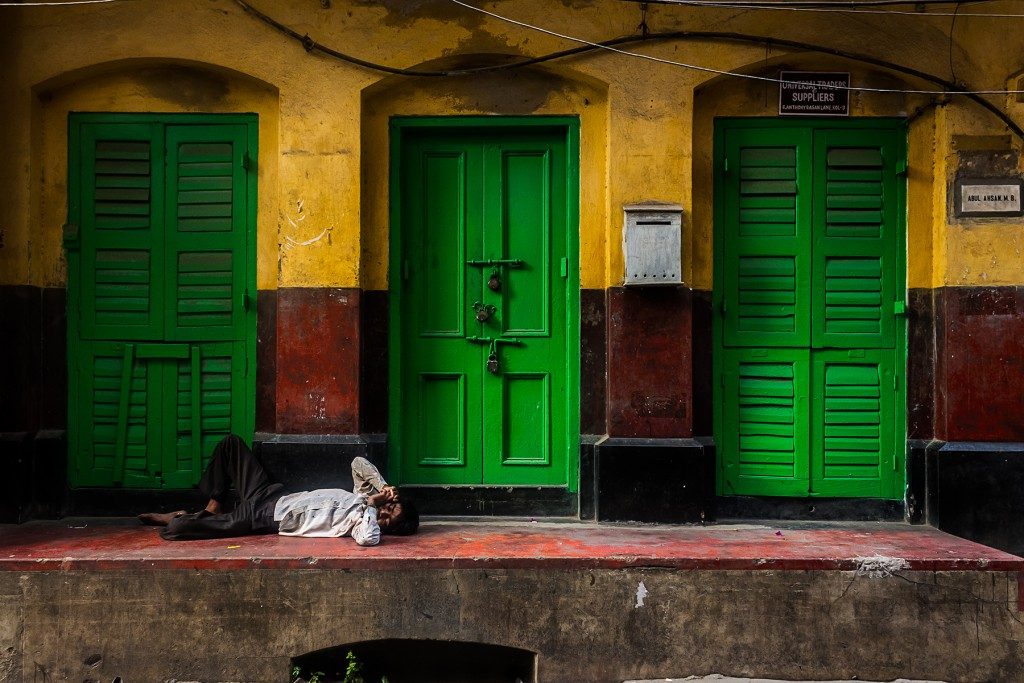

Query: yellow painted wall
left=4, top=0, right=1024, bottom=291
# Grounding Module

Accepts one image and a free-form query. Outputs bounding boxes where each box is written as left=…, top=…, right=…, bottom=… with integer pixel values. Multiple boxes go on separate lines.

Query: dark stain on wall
left=936, top=286, right=1024, bottom=441
left=409, top=68, right=571, bottom=114
left=580, top=288, right=606, bottom=435
left=276, top=288, right=362, bottom=434
left=906, top=288, right=935, bottom=440
left=256, top=290, right=277, bottom=433
left=955, top=150, right=1019, bottom=179
left=360, top=290, right=389, bottom=434
left=606, top=286, right=692, bottom=438
left=136, top=66, right=230, bottom=108
left=357, top=0, right=484, bottom=28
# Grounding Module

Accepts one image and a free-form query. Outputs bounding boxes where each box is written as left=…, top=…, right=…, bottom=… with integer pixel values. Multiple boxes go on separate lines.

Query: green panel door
left=715, top=120, right=905, bottom=499
left=394, top=122, right=577, bottom=487
left=68, top=115, right=256, bottom=489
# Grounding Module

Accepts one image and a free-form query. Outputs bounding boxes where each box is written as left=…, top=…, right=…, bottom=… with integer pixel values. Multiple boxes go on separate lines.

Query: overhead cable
left=449, top=0, right=1023, bottom=138
left=449, top=0, right=1023, bottom=95
left=0, top=0, right=125, bottom=6
left=631, top=0, right=991, bottom=7
left=230, top=0, right=1024, bottom=137
left=630, top=0, right=1024, bottom=18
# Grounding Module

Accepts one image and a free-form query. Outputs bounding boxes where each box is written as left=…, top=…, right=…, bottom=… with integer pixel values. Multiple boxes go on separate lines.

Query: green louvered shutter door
left=809, top=130, right=904, bottom=497
left=722, top=128, right=813, bottom=348
left=71, top=124, right=165, bottom=486
left=161, top=125, right=253, bottom=487
left=719, top=127, right=813, bottom=495
left=721, top=349, right=810, bottom=496
left=69, top=116, right=256, bottom=489
left=717, top=121, right=905, bottom=499
left=77, top=124, right=164, bottom=341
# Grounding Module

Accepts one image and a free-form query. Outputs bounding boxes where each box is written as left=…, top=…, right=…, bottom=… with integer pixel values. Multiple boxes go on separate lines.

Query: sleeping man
left=139, top=434, right=418, bottom=546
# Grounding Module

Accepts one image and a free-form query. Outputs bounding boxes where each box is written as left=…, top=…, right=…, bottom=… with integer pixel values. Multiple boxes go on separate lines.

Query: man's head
left=377, top=495, right=419, bottom=536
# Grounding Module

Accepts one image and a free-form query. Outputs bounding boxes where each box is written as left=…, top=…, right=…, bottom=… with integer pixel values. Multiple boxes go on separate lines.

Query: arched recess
left=691, top=52, right=940, bottom=294
left=38, top=59, right=281, bottom=488
left=692, top=52, right=939, bottom=497
left=359, top=56, right=608, bottom=490
left=359, top=55, right=609, bottom=292
left=31, top=58, right=280, bottom=291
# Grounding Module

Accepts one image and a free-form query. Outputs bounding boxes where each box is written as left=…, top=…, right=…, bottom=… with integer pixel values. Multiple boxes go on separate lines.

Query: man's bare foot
left=137, top=510, right=187, bottom=526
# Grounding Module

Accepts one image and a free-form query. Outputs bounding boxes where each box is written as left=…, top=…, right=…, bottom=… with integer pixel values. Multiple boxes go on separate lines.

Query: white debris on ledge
left=627, top=677, right=946, bottom=683
left=854, top=555, right=911, bottom=578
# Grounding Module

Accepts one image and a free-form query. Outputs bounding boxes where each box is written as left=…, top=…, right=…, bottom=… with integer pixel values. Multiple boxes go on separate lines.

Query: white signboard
left=956, top=178, right=1023, bottom=217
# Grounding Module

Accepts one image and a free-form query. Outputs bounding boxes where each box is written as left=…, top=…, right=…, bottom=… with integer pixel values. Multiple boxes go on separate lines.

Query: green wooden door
left=67, top=115, right=257, bottom=488
left=393, top=122, right=577, bottom=486
left=714, top=120, right=906, bottom=499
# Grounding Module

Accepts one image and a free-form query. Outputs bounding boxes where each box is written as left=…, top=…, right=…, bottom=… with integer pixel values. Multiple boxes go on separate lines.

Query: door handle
left=465, top=259, right=524, bottom=268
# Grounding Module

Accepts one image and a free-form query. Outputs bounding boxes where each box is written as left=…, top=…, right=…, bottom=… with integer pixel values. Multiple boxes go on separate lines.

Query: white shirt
left=271, top=458, right=389, bottom=546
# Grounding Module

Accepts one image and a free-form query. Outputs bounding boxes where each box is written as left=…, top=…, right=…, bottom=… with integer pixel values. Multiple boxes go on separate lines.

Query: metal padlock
left=486, top=351, right=500, bottom=374
left=487, top=270, right=501, bottom=291
left=473, top=301, right=495, bottom=322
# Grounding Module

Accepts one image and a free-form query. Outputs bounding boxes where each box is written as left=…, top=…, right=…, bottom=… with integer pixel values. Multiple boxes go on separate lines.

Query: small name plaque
left=779, top=71, right=850, bottom=116
left=956, top=178, right=1023, bottom=217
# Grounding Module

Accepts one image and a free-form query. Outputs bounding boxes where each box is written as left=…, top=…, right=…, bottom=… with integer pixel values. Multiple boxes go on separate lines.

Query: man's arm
left=351, top=505, right=381, bottom=546
left=351, top=456, right=389, bottom=495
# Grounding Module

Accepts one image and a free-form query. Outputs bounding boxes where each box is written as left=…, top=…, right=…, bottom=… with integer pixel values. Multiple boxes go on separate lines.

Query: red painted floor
left=1, top=519, right=1021, bottom=572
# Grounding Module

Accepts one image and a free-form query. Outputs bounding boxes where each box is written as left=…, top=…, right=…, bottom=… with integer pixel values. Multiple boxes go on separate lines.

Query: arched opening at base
left=291, top=638, right=536, bottom=683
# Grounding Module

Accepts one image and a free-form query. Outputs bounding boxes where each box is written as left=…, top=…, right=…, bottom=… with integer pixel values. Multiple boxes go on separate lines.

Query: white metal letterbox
left=622, top=203, right=683, bottom=286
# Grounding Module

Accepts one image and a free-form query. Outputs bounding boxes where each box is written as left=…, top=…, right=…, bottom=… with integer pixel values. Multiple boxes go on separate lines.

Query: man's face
left=377, top=501, right=403, bottom=531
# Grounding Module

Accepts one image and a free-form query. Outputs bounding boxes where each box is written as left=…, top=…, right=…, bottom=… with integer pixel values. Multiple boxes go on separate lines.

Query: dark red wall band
left=4, top=284, right=1024, bottom=443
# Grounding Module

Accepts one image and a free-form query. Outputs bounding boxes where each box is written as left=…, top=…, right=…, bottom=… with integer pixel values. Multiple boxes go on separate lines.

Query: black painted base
left=401, top=487, right=578, bottom=517
left=254, top=432, right=387, bottom=493
left=595, top=437, right=716, bottom=523
left=0, top=430, right=66, bottom=522
left=929, top=441, right=1024, bottom=556
left=715, top=496, right=905, bottom=522
left=0, top=432, right=32, bottom=523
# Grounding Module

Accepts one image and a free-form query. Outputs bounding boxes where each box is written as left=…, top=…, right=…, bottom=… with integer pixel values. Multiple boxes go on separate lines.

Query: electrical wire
left=0, top=0, right=126, bottom=6
left=627, top=0, right=1024, bottom=18
left=633, top=0, right=991, bottom=7
left=450, top=0, right=1024, bottom=95
left=231, top=0, right=1024, bottom=138
left=449, top=0, right=1024, bottom=137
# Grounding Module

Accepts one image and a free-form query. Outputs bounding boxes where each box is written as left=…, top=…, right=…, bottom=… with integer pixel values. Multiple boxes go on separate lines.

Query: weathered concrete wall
left=1, top=568, right=1021, bottom=682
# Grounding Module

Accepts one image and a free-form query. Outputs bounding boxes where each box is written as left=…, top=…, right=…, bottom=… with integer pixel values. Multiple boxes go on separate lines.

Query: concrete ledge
left=0, top=567, right=1019, bottom=682
left=2, top=520, right=1018, bottom=573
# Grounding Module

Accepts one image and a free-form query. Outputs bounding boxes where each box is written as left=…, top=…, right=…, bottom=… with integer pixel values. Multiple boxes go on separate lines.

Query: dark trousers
left=161, top=435, right=286, bottom=540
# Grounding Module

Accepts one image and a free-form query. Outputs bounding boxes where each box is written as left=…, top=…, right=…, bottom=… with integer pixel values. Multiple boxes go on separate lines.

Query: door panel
left=812, top=130, right=901, bottom=349
left=397, top=126, right=572, bottom=487
left=810, top=350, right=896, bottom=497
left=720, top=348, right=810, bottom=496
left=715, top=120, right=905, bottom=499
left=722, top=130, right=813, bottom=348
left=79, top=124, right=165, bottom=341
left=68, top=116, right=256, bottom=489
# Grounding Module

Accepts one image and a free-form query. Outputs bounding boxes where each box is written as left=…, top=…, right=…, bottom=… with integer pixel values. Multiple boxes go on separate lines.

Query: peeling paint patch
left=634, top=580, right=648, bottom=608
left=854, top=555, right=910, bottom=578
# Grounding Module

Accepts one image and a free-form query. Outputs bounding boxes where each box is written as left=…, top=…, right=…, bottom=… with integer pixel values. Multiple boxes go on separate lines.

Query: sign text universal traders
left=779, top=72, right=850, bottom=116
